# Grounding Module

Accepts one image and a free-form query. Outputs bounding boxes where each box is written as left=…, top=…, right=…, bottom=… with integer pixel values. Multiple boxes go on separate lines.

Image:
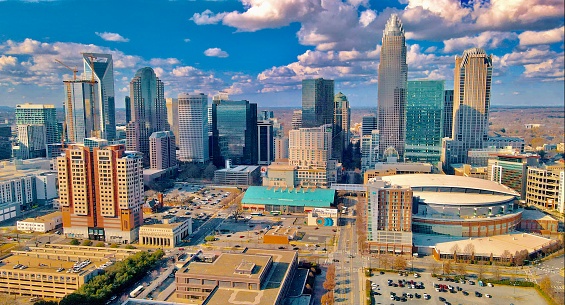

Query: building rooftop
left=434, top=233, right=555, bottom=257
left=242, top=186, right=335, bottom=208
left=415, top=192, right=516, bottom=206
left=19, top=211, right=62, bottom=224
left=181, top=252, right=271, bottom=280
left=216, top=165, right=260, bottom=173
left=520, top=209, right=557, bottom=221
left=139, top=222, right=183, bottom=230
left=381, top=174, right=519, bottom=196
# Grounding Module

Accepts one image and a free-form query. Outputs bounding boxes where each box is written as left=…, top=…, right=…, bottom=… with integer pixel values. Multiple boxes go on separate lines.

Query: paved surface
left=371, top=271, right=549, bottom=305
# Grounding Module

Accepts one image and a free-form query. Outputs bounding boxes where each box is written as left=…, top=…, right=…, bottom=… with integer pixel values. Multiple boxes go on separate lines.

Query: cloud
left=519, top=26, right=565, bottom=46
left=204, top=47, right=229, bottom=58
left=0, top=55, right=17, bottom=70
left=183, top=38, right=191, bottom=42
left=149, top=57, right=181, bottom=66
left=359, top=9, right=377, bottom=27
left=190, top=9, right=227, bottom=25
left=95, top=32, right=130, bottom=42
left=442, top=32, right=518, bottom=53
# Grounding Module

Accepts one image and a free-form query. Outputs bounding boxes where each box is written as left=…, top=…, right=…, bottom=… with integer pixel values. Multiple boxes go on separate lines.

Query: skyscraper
left=212, top=99, right=257, bottom=165
left=126, top=67, right=167, bottom=167
left=361, top=115, right=378, bottom=137
left=178, top=93, right=209, bottom=163
left=443, top=90, right=454, bottom=139
left=301, top=78, right=334, bottom=128
left=333, top=92, right=350, bottom=162
left=82, top=53, right=116, bottom=141
left=149, top=131, right=176, bottom=170
left=63, top=80, right=98, bottom=143
left=452, top=48, right=492, bottom=149
left=125, top=96, right=131, bottom=125
left=165, top=97, right=179, bottom=147
left=14, top=103, right=58, bottom=159
left=257, top=120, right=274, bottom=165
left=377, top=14, right=407, bottom=160
left=405, top=80, right=445, bottom=163
left=291, top=110, right=302, bottom=130
left=57, top=143, right=143, bottom=243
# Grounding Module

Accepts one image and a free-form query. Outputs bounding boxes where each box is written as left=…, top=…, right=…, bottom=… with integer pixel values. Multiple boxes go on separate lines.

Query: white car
left=485, top=294, right=492, bottom=298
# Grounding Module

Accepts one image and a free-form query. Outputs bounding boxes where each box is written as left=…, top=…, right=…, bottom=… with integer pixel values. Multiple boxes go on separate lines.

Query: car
left=414, top=273, right=420, bottom=278
left=423, top=294, right=430, bottom=300
left=439, top=297, right=446, bottom=302
left=462, top=291, right=469, bottom=296
left=390, top=295, right=395, bottom=300
left=278, top=246, right=286, bottom=249
left=293, top=247, right=299, bottom=250
left=487, top=283, right=493, bottom=287
left=475, top=291, right=482, bottom=297
left=485, top=294, right=492, bottom=298
left=414, top=293, right=421, bottom=299
left=226, top=235, right=232, bottom=237
left=469, top=280, right=475, bottom=285
left=380, top=271, right=385, bottom=275
left=234, top=245, right=241, bottom=248
left=56, top=267, right=64, bottom=272
left=239, top=236, right=244, bottom=238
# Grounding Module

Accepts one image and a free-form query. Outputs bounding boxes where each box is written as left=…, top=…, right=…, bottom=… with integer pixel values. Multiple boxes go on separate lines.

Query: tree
left=379, top=255, right=391, bottom=270
left=204, top=235, right=216, bottom=242
left=393, top=256, right=407, bottom=271
left=476, top=261, right=487, bottom=279
left=450, top=244, right=461, bottom=262
left=110, top=243, right=119, bottom=248
left=455, top=263, right=467, bottom=277
left=125, top=244, right=136, bottom=249
left=355, top=194, right=368, bottom=254
left=539, top=276, right=553, bottom=296
left=81, top=240, right=93, bottom=246
left=442, top=260, right=452, bottom=275
left=323, top=264, right=336, bottom=291
left=463, top=243, right=475, bottom=262
left=501, top=250, right=512, bottom=264
left=492, top=265, right=501, bottom=280
left=431, top=262, right=440, bottom=275
left=229, top=194, right=244, bottom=222
left=203, top=163, right=217, bottom=180
left=69, top=238, right=80, bottom=246
left=95, top=242, right=105, bottom=247
left=320, top=291, right=335, bottom=305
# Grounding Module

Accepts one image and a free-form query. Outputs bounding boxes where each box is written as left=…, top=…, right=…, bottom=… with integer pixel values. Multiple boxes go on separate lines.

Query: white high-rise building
left=149, top=131, right=176, bottom=170
left=166, top=98, right=179, bottom=146
left=178, top=93, right=209, bottom=163
left=377, top=14, right=407, bottom=160
left=274, top=136, right=289, bottom=160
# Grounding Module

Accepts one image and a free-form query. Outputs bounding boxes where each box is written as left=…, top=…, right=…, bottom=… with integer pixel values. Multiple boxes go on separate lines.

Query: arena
left=381, top=174, right=523, bottom=237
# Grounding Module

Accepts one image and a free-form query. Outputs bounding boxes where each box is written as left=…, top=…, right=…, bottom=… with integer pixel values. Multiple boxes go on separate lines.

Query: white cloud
left=204, top=48, right=229, bottom=58
left=95, top=32, right=130, bottom=42
left=359, top=9, right=376, bottom=27
left=183, top=38, right=191, bottom=42
left=519, top=26, right=565, bottom=46
left=442, top=32, right=518, bottom=53
left=190, top=9, right=227, bottom=25
left=0, top=55, right=17, bottom=70
left=149, top=58, right=181, bottom=66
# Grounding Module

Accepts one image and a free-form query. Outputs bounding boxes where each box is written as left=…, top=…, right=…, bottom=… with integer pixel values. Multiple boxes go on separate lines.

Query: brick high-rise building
left=57, top=143, right=143, bottom=243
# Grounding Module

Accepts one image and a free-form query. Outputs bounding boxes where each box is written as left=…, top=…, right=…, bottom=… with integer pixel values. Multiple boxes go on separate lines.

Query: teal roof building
left=242, top=186, right=336, bottom=213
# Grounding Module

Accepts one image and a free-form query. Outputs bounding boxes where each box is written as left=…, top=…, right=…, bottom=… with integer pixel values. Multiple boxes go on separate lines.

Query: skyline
left=0, top=0, right=563, bottom=108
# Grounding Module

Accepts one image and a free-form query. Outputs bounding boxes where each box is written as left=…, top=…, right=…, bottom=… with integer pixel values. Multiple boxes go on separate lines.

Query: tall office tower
left=212, top=99, right=258, bottom=165
left=488, top=153, right=539, bottom=199
left=452, top=48, right=492, bottom=158
left=289, top=124, right=337, bottom=187
left=257, top=120, right=274, bottom=165
left=333, top=92, right=350, bottom=162
left=0, top=125, right=11, bottom=160
left=63, top=80, right=98, bottom=143
left=259, top=110, right=274, bottom=120
left=377, top=14, right=407, bottom=160
left=405, top=80, right=445, bottom=164
left=149, top=131, right=177, bottom=170
left=83, top=53, right=116, bottom=141
left=57, top=143, right=143, bottom=243
left=361, top=130, right=380, bottom=170
left=125, top=96, right=131, bottom=125
left=367, top=178, right=413, bottom=254
left=443, top=90, right=454, bottom=139
left=291, top=110, right=302, bottom=130
left=301, top=78, right=334, bottom=128
left=126, top=67, right=167, bottom=167
left=274, top=136, right=289, bottom=160
left=165, top=98, right=179, bottom=146
left=361, top=115, right=378, bottom=136
left=177, top=93, right=209, bottom=163
left=15, top=103, right=58, bottom=159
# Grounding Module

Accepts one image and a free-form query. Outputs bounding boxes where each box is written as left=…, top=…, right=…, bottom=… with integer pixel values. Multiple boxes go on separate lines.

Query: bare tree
left=463, top=243, right=475, bottom=262
left=323, top=264, right=336, bottom=291
left=476, top=261, right=487, bottom=279
left=355, top=194, right=368, bottom=254
left=229, top=193, right=244, bottom=222
left=443, top=260, right=452, bottom=275
left=492, top=265, right=501, bottom=281
left=455, top=263, right=467, bottom=278
left=321, top=291, right=335, bottom=305
left=539, top=276, right=553, bottom=296
left=393, top=256, right=408, bottom=271
left=501, top=250, right=512, bottom=264
left=450, top=244, right=461, bottom=262
left=379, top=255, right=391, bottom=270
left=431, top=262, right=440, bottom=275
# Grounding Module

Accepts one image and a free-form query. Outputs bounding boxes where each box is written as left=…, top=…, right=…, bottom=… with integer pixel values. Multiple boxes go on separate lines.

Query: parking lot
left=370, top=271, right=549, bottom=305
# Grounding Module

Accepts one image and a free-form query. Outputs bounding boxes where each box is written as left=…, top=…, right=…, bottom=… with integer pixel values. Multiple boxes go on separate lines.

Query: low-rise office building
left=17, top=211, right=62, bottom=233
left=213, top=165, right=261, bottom=186
left=363, top=162, right=433, bottom=184
left=241, top=186, right=336, bottom=214
left=138, top=218, right=192, bottom=248
left=175, top=249, right=297, bottom=305
left=526, top=166, right=564, bottom=214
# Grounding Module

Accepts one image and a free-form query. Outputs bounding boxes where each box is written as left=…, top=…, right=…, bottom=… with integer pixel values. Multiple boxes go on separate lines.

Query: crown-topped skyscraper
left=377, top=14, right=407, bottom=161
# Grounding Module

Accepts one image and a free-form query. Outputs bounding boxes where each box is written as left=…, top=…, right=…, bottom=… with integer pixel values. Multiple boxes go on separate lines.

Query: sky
left=0, top=0, right=563, bottom=108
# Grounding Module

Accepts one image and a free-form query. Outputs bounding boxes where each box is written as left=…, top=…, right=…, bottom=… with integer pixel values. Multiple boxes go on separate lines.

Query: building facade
left=63, top=80, right=99, bottom=143
left=149, top=131, right=176, bottom=170
left=367, top=179, right=413, bottom=254
left=82, top=53, right=116, bottom=141
left=57, top=144, right=143, bottom=243
left=301, top=78, right=334, bottom=128
left=126, top=67, right=167, bottom=167
left=291, top=110, right=302, bottom=130
left=488, top=153, right=539, bottom=199
left=177, top=93, right=209, bottom=163
left=212, top=99, right=257, bottom=165
left=377, top=14, right=407, bottom=160
left=333, top=92, right=350, bottom=162
left=361, top=130, right=380, bottom=171
left=274, top=136, right=289, bottom=160
left=138, top=218, right=192, bottom=248
left=165, top=97, right=179, bottom=146
left=17, top=211, right=62, bottom=233
left=405, top=80, right=444, bottom=164
left=361, top=115, right=377, bottom=137
left=15, top=103, right=58, bottom=159
left=257, top=120, right=274, bottom=165
left=443, top=90, right=454, bottom=139
left=526, top=167, right=565, bottom=213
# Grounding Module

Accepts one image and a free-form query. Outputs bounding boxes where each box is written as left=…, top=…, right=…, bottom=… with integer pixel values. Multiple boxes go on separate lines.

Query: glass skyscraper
left=333, top=92, right=350, bottom=162
left=126, top=67, right=167, bottom=167
left=83, top=53, right=116, bottom=141
left=64, top=80, right=97, bottom=143
left=177, top=93, right=209, bottom=163
left=377, top=14, right=407, bottom=160
left=405, top=80, right=445, bottom=163
left=212, top=99, right=257, bottom=165
left=301, top=78, right=334, bottom=128
left=15, top=103, right=58, bottom=159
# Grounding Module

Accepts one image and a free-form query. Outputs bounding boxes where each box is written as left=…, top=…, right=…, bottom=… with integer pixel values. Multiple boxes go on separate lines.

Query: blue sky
left=0, top=0, right=563, bottom=108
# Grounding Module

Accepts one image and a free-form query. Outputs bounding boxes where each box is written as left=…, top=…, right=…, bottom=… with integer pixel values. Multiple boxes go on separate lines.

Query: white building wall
left=178, top=93, right=209, bottom=163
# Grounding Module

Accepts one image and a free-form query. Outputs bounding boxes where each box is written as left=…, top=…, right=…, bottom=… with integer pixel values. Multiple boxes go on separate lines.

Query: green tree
left=110, top=243, right=119, bottom=248
left=203, top=163, right=217, bottom=180
left=81, top=240, right=93, bottom=246
left=69, top=238, right=80, bottom=246
left=125, top=244, right=136, bottom=249
left=204, top=235, right=216, bottom=242
left=95, top=242, right=105, bottom=247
